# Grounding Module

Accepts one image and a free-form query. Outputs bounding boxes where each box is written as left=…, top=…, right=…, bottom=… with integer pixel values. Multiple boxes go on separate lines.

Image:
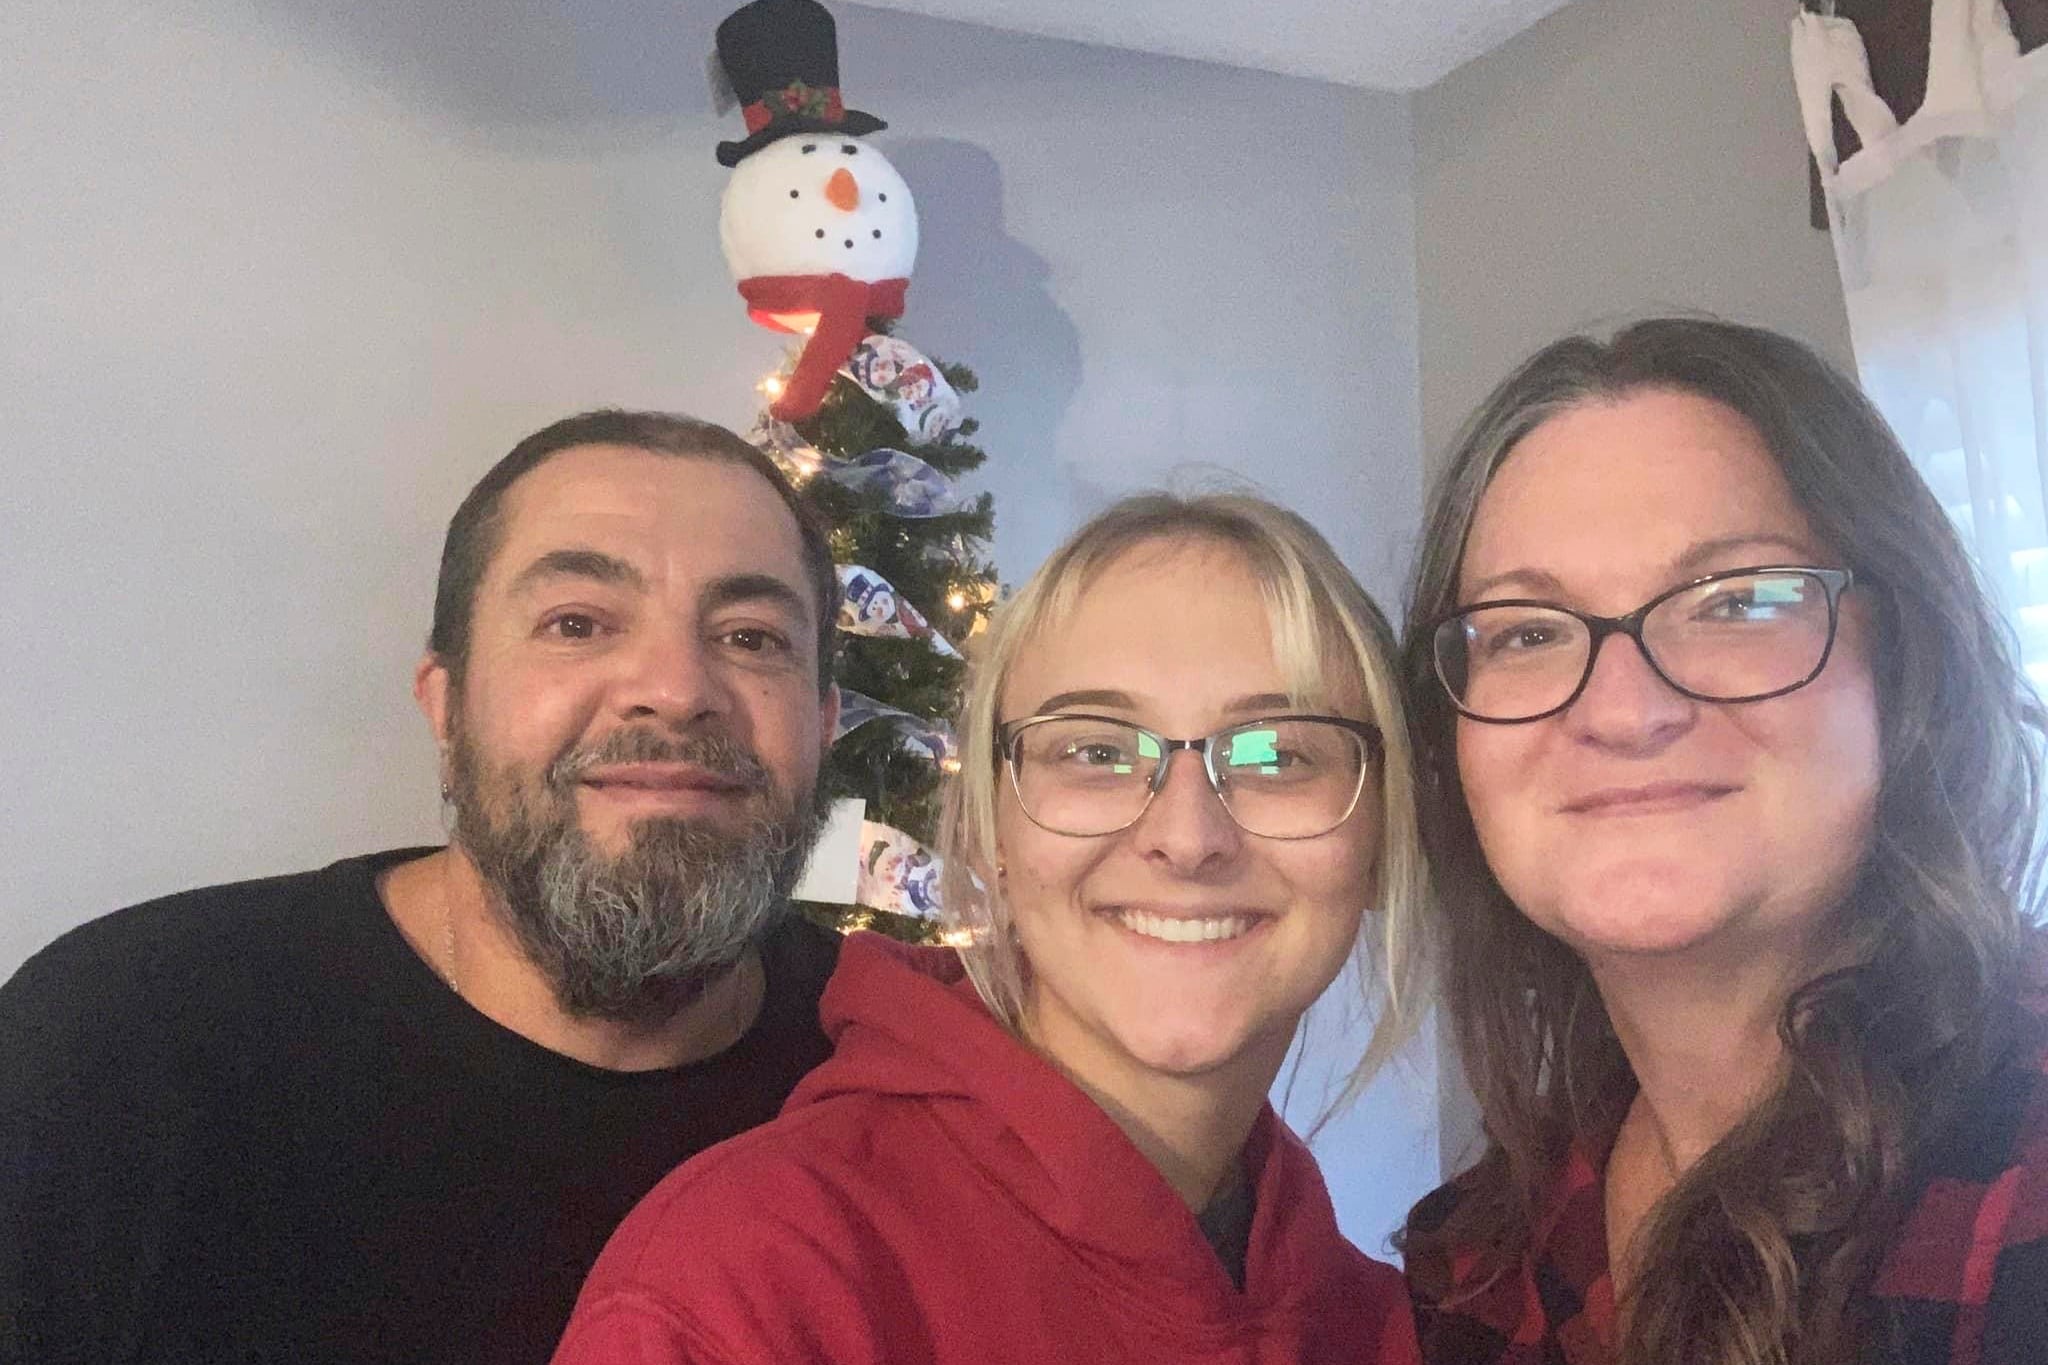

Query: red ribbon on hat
left=742, top=81, right=847, bottom=135
left=738, top=273, right=910, bottom=421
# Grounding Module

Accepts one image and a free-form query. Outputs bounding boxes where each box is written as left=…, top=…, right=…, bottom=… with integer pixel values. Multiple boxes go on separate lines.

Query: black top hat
left=714, top=0, right=886, bottom=167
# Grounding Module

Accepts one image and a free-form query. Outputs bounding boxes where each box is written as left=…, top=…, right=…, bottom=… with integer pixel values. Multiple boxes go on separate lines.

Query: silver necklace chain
left=442, top=903, right=460, bottom=997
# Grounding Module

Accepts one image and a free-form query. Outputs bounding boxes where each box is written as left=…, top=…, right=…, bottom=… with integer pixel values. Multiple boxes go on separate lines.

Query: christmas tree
left=712, top=0, right=995, bottom=938
left=787, top=349, right=995, bottom=837
left=751, top=341, right=997, bottom=943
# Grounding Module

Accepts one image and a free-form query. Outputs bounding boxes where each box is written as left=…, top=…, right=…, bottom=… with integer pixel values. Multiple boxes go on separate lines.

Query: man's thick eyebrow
left=702, top=572, right=812, bottom=623
left=508, top=548, right=644, bottom=594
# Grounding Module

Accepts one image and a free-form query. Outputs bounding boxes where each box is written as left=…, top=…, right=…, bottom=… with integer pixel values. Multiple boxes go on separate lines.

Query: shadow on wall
left=884, top=137, right=1083, bottom=570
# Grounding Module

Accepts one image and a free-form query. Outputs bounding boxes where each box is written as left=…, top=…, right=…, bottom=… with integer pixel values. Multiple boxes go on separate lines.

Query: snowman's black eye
left=841, top=144, right=857, bottom=155
left=814, top=229, right=825, bottom=239
left=872, top=230, right=881, bottom=239
left=788, top=189, right=799, bottom=198
left=800, top=143, right=817, bottom=154
left=877, top=193, right=887, bottom=203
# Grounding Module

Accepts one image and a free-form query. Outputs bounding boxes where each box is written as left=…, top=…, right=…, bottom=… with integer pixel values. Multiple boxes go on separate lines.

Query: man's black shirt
left=0, top=849, right=840, bottom=1364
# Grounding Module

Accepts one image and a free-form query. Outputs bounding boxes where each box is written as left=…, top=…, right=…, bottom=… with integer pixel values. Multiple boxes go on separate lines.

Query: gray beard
left=446, top=717, right=829, bottom=1026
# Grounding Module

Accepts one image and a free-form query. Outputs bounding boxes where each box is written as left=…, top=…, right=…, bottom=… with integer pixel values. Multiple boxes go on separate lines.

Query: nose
left=1129, top=747, right=1242, bottom=873
left=612, top=621, right=732, bottom=731
left=824, top=167, right=860, bottom=212
left=1564, top=631, right=1696, bottom=753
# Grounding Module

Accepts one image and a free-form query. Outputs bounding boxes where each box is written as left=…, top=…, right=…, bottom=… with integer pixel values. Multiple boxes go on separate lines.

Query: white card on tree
left=791, top=796, right=865, bottom=904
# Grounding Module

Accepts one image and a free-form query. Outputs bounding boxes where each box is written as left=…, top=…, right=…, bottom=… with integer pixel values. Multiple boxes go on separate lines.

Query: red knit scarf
left=737, top=274, right=910, bottom=421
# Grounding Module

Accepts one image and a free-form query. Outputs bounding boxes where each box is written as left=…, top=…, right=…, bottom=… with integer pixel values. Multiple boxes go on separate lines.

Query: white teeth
left=1115, top=910, right=1255, bottom=944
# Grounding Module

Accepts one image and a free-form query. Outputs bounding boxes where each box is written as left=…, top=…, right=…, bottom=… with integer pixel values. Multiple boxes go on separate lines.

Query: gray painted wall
left=1413, top=0, right=1854, bottom=465
left=1, top=0, right=1432, bottom=1247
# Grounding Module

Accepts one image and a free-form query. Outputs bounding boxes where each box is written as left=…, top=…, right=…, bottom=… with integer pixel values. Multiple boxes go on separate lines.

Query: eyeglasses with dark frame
left=995, top=713, right=1383, bottom=840
left=1427, top=564, right=1856, bottom=725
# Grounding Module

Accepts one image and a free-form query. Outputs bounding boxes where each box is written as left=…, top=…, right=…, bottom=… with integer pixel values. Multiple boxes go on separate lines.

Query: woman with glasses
left=1399, top=317, right=2048, bottom=1365
left=553, top=493, right=1425, bottom=1363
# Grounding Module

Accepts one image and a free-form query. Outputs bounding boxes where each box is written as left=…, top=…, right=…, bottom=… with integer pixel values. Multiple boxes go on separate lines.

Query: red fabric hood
left=784, top=932, right=1370, bottom=1322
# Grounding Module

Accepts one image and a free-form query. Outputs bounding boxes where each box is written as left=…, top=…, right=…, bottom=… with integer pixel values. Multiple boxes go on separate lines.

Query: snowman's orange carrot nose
left=825, top=168, right=860, bottom=212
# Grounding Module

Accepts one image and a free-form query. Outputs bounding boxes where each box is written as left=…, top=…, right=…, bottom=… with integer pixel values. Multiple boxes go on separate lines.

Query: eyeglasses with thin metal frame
left=1427, top=564, right=1856, bottom=725
left=995, top=712, right=1383, bottom=839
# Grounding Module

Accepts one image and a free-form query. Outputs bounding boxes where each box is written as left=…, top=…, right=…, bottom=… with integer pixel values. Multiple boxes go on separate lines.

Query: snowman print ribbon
left=842, top=335, right=963, bottom=443
left=836, top=564, right=962, bottom=658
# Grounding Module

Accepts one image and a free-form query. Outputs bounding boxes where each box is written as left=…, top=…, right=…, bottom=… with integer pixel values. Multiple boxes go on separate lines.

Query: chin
left=1560, top=918, right=1729, bottom=961
left=573, top=817, right=640, bottom=859
left=1112, top=1014, right=1276, bottom=1081
left=1542, top=865, right=1749, bottom=959
left=580, top=805, right=732, bottom=849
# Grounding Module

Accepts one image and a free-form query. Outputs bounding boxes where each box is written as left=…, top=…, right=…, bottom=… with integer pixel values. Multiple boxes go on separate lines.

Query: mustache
left=545, top=727, right=773, bottom=794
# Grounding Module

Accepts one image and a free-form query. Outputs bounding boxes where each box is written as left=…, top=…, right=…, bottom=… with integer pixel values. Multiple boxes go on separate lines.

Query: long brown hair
left=1399, top=318, right=2046, bottom=1362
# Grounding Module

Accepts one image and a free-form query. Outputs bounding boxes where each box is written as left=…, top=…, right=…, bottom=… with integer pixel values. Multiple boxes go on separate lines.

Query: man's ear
left=415, top=653, right=454, bottom=753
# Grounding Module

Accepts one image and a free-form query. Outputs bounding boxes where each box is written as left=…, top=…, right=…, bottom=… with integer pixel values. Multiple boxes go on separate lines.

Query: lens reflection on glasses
left=1003, top=715, right=1374, bottom=839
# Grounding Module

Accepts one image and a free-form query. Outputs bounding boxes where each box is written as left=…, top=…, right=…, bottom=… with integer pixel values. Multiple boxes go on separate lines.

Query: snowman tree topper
left=714, top=0, right=919, bottom=423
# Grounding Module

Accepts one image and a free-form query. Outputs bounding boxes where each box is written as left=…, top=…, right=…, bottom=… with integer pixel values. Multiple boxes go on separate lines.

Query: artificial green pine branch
left=781, top=334, right=996, bottom=940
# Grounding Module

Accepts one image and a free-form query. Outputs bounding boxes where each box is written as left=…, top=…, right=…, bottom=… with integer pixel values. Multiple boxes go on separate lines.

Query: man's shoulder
left=2, top=849, right=429, bottom=1034
left=756, top=909, right=842, bottom=1015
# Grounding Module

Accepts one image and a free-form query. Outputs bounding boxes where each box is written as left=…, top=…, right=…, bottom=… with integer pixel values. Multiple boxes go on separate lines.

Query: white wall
left=1, top=0, right=1433, bottom=1247
left=833, top=6, right=1426, bottom=599
left=1413, top=0, right=1855, bottom=463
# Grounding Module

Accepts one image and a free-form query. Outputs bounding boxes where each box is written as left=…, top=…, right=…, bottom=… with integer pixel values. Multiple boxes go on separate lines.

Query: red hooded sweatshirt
left=552, top=933, right=1420, bottom=1364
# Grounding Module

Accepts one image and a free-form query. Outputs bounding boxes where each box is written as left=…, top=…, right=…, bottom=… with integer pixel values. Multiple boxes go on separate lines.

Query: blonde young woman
left=553, top=493, right=1425, bottom=1363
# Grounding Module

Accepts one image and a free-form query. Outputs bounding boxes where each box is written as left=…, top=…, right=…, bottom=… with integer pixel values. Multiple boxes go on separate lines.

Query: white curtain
left=1793, top=0, right=2048, bottom=682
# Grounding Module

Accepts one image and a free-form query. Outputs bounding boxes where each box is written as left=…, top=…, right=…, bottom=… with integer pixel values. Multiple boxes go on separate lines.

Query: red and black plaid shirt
left=1406, top=966, right=2048, bottom=1363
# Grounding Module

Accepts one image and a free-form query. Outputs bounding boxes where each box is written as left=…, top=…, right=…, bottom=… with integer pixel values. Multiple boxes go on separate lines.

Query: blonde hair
left=936, top=491, right=1428, bottom=1095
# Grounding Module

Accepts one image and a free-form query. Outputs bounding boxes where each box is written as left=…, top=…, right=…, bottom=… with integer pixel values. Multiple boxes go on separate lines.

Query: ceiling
left=849, top=0, right=1579, bottom=91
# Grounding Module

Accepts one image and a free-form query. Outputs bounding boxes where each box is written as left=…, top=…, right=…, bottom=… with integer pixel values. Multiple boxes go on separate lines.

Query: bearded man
left=0, top=411, right=845, bottom=1365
